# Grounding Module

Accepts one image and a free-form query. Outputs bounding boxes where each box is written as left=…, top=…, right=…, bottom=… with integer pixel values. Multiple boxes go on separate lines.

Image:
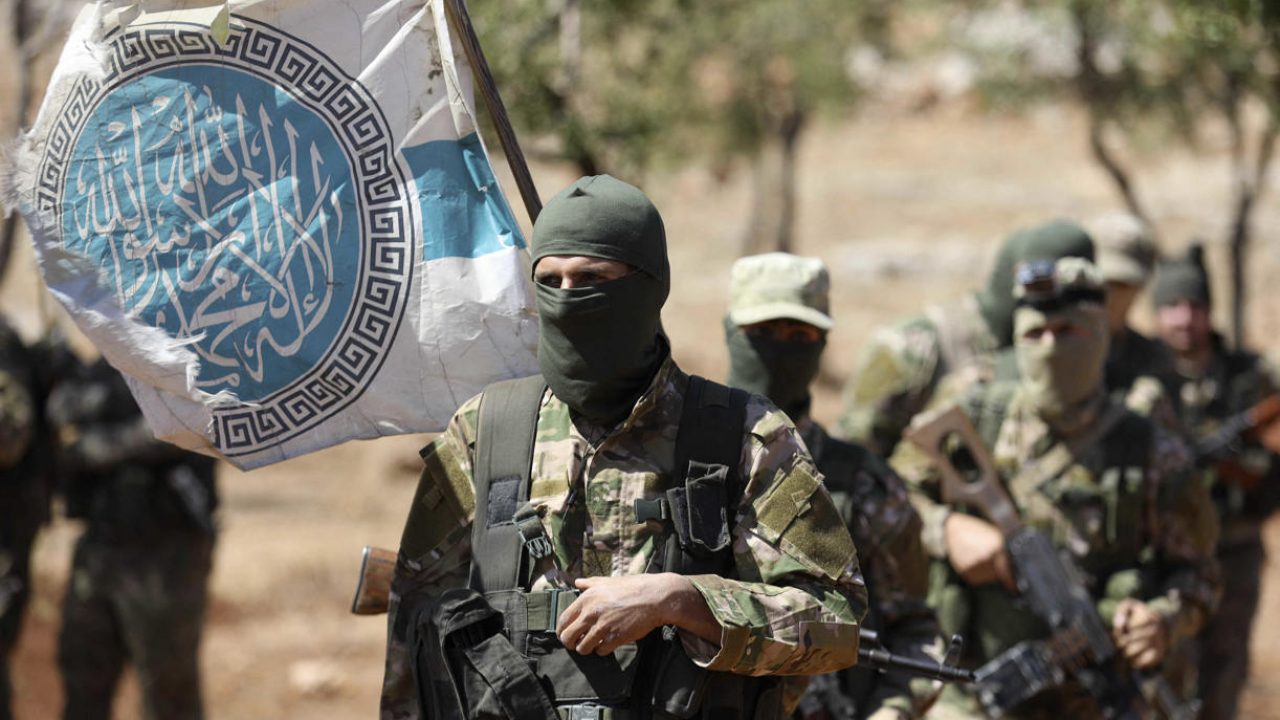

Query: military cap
left=728, top=252, right=832, bottom=330
left=1088, top=212, right=1156, bottom=285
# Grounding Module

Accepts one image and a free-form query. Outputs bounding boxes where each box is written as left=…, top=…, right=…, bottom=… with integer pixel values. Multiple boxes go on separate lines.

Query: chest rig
left=414, top=374, right=784, bottom=720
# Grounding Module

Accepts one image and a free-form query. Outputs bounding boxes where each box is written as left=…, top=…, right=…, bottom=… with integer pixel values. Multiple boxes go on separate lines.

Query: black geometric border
left=38, top=16, right=415, bottom=457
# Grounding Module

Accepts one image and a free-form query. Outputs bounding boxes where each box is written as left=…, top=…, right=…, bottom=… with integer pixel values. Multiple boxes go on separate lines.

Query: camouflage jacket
left=795, top=419, right=941, bottom=720
left=382, top=358, right=869, bottom=719
left=1160, top=334, right=1280, bottom=531
left=837, top=295, right=998, bottom=458
left=891, top=382, right=1220, bottom=716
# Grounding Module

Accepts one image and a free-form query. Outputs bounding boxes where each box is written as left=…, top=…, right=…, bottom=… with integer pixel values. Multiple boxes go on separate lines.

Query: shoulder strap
left=674, top=376, right=750, bottom=492
left=663, top=376, right=751, bottom=574
left=468, top=375, right=547, bottom=593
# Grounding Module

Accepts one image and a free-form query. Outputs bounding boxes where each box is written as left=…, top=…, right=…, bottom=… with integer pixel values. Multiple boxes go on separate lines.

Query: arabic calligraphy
left=62, top=64, right=358, bottom=401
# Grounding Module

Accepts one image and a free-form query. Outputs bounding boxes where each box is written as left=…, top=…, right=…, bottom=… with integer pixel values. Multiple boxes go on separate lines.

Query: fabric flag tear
left=9, top=0, right=539, bottom=469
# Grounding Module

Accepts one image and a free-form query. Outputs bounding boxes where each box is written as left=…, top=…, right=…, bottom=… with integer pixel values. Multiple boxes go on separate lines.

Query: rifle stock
left=905, top=407, right=1198, bottom=720
left=351, top=545, right=396, bottom=615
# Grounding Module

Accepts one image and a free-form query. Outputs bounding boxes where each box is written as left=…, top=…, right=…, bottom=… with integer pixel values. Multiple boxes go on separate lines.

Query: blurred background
left=3, top=0, right=1279, bottom=717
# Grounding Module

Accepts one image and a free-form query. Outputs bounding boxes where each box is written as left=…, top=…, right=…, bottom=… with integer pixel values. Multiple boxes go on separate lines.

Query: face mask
left=724, top=318, right=824, bottom=420
left=536, top=271, right=669, bottom=427
left=1015, top=305, right=1108, bottom=435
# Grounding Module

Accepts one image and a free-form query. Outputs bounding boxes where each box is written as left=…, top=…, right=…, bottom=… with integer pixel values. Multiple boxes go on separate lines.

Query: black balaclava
left=724, top=318, right=825, bottom=420
left=977, top=219, right=1096, bottom=347
left=531, top=175, right=670, bottom=427
left=1151, top=244, right=1212, bottom=308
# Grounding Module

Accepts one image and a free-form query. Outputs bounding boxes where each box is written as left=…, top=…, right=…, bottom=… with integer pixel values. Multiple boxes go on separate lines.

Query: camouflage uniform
left=1161, top=334, right=1279, bottom=720
left=0, top=321, right=44, bottom=720
left=720, top=252, right=939, bottom=720
left=893, top=259, right=1219, bottom=719
left=837, top=221, right=1095, bottom=457
left=48, top=359, right=218, bottom=720
left=892, top=385, right=1219, bottom=719
left=382, top=356, right=869, bottom=719
left=793, top=419, right=940, bottom=720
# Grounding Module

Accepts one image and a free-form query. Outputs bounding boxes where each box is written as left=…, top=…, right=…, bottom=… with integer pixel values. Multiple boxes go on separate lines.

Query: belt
left=524, top=588, right=581, bottom=632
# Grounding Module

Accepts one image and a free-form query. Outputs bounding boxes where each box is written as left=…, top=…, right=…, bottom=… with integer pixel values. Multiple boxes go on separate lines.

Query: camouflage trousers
left=1198, top=530, right=1264, bottom=720
left=58, top=528, right=214, bottom=720
left=0, top=484, right=44, bottom=720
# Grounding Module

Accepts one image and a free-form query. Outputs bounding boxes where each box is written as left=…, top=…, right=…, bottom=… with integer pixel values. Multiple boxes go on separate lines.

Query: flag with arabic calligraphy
left=11, top=0, right=539, bottom=469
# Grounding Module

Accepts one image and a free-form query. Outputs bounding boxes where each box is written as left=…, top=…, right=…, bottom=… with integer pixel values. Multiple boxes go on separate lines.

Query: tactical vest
left=939, top=384, right=1158, bottom=671
left=412, top=374, right=785, bottom=720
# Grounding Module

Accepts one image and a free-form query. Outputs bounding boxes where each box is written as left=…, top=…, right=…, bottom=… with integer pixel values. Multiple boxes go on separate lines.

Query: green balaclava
left=531, top=175, right=670, bottom=427
left=1151, top=244, right=1211, bottom=308
left=724, top=318, right=825, bottom=420
left=978, top=219, right=1096, bottom=347
left=1014, top=258, right=1110, bottom=436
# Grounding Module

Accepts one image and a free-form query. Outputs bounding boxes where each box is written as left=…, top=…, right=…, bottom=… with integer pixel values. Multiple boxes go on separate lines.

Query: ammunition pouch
left=411, top=587, right=776, bottom=720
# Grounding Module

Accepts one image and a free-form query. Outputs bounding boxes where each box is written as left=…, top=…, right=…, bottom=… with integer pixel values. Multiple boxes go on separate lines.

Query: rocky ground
left=9, top=101, right=1280, bottom=718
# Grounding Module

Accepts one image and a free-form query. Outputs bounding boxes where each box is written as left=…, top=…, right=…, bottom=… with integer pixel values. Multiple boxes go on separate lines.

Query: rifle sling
left=1017, top=401, right=1130, bottom=501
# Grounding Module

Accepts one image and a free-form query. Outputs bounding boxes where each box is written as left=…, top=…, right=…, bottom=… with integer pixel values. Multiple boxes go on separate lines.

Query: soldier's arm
left=852, top=460, right=945, bottom=717
left=680, top=401, right=868, bottom=677
left=1143, top=428, right=1221, bottom=646
left=837, top=319, right=941, bottom=457
left=380, top=394, right=480, bottom=720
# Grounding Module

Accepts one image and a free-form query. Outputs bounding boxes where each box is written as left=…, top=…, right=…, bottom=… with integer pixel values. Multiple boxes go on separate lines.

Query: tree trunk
left=743, top=109, right=804, bottom=256
left=1227, top=120, right=1278, bottom=350
left=1071, top=1, right=1158, bottom=241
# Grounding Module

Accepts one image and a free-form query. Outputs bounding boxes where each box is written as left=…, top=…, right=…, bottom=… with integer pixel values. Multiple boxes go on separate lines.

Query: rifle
left=905, top=407, right=1198, bottom=720
left=349, top=545, right=975, bottom=684
left=1191, top=394, right=1280, bottom=477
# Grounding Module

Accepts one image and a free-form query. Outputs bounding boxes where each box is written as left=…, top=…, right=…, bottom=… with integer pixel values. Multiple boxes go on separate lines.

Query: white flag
left=11, top=0, right=539, bottom=469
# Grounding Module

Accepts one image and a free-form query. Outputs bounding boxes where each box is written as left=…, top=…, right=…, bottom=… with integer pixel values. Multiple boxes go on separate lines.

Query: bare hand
left=1112, top=599, right=1167, bottom=669
left=944, top=513, right=1016, bottom=592
left=557, top=574, right=702, bottom=656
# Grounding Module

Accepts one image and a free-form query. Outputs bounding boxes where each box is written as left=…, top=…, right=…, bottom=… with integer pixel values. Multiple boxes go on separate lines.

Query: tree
left=966, top=0, right=1280, bottom=347
left=468, top=0, right=875, bottom=253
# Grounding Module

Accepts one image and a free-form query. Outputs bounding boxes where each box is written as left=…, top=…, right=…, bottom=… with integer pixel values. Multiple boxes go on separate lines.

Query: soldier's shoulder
left=850, top=313, right=944, bottom=396
left=875, top=311, right=943, bottom=351
left=743, top=390, right=800, bottom=446
left=817, top=431, right=917, bottom=541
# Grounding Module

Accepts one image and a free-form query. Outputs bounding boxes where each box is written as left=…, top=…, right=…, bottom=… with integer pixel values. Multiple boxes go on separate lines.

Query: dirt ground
left=9, top=102, right=1280, bottom=718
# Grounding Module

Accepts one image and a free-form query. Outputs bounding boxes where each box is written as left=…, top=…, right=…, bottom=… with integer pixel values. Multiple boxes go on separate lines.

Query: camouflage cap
left=728, top=252, right=833, bottom=330
left=1088, top=212, right=1156, bottom=285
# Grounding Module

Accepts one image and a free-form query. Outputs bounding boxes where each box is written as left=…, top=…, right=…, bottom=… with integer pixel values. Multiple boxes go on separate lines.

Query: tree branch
left=1071, top=0, right=1157, bottom=240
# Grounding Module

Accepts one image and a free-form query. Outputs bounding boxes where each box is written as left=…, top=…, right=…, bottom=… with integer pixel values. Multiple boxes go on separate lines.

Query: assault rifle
left=906, top=407, right=1198, bottom=720
left=350, top=545, right=976, bottom=684
left=1191, top=393, right=1280, bottom=469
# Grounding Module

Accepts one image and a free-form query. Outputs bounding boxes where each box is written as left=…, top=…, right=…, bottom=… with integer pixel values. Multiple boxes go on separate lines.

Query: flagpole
left=443, top=0, right=543, bottom=224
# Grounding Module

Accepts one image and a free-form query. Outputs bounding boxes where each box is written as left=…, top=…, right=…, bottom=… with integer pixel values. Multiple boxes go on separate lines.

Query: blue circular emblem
left=39, top=19, right=414, bottom=456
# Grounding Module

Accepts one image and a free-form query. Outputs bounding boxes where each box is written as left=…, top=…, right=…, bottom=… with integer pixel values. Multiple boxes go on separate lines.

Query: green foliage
left=466, top=0, right=873, bottom=176
left=964, top=0, right=1280, bottom=150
